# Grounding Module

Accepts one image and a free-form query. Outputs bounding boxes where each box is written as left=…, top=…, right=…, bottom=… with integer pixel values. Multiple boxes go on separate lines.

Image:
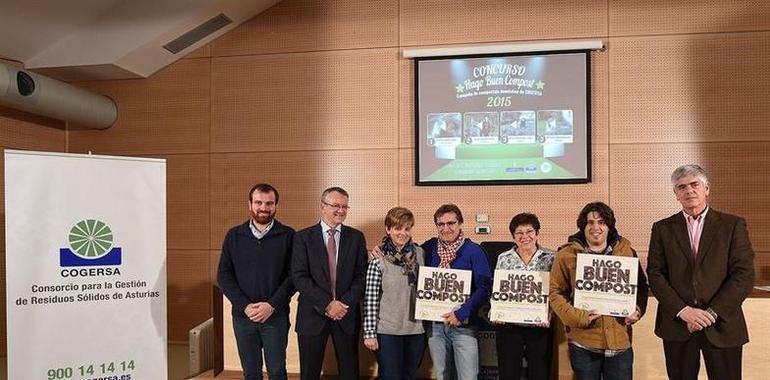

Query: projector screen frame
left=413, top=49, right=593, bottom=186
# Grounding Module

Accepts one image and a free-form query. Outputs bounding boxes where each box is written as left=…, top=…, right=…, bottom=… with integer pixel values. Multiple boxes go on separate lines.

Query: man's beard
left=253, top=211, right=275, bottom=225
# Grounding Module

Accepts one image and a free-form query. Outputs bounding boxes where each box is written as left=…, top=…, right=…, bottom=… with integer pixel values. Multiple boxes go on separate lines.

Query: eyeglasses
left=435, top=221, right=458, bottom=228
left=322, top=201, right=350, bottom=211
left=514, top=229, right=537, bottom=237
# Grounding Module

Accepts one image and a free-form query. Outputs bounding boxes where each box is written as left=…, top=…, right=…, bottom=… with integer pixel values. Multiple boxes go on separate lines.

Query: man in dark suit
left=647, top=164, right=754, bottom=380
left=292, top=187, right=368, bottom=380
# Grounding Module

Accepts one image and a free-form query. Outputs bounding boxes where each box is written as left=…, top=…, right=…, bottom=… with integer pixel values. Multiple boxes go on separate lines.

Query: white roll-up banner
left=5, top=150, right=167, bottom=380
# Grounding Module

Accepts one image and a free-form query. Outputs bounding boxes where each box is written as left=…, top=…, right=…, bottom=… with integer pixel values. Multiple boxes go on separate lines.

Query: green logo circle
left=68, top=219, right=113, bottom=259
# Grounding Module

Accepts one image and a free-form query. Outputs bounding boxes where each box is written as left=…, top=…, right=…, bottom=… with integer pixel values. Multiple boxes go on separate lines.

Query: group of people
left=217, top=164, right=755, bottom=380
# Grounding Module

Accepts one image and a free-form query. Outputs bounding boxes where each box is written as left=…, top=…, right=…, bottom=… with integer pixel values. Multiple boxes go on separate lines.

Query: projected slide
left=415, top=52, right=590, bottom=185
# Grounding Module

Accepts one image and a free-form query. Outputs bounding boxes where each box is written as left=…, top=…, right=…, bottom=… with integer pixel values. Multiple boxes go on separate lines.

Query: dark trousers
left=297, top=321, right=360, bottom=380
left=663, top=333, right=743, bottom=380
left=374, top=333, right=426, bottom=380
left=232, top=313, right=289, bottom=380
left=568, top=344, right=633, bottom=380
left=495, top=324, right=551, bottom=380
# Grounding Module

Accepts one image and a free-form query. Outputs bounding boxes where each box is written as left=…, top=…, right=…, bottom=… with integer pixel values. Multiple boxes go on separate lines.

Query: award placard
left=573, top=254, right=639, bottom=316
left=489, top=269, right=549, bottom=324
left=414, top=266, right=472, bottom=322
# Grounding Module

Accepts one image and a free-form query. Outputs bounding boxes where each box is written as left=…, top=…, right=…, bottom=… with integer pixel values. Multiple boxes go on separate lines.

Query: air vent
left=163, top=13, right=232, bottom=54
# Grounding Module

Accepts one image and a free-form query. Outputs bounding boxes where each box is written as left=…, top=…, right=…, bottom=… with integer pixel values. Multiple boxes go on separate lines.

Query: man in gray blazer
left=292, top=187, right=367, bottom=380
left=647, top=164, right=754, bottom=380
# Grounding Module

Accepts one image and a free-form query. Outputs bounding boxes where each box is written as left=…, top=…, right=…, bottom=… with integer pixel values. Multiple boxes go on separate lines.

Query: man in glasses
left=292, top=187, right=368, bottom=380
left=217, top=183, right=295, bottom=380
left=422, top=204, right=492, bottom=380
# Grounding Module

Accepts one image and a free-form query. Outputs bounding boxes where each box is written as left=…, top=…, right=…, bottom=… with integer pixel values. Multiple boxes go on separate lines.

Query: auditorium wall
left=0, top=0, right=768, bottom=365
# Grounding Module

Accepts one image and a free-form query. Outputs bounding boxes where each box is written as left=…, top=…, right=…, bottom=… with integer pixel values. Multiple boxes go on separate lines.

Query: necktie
left=688, top=215, right=702, bottom=257
left=327, top=229, right=337, bottom=298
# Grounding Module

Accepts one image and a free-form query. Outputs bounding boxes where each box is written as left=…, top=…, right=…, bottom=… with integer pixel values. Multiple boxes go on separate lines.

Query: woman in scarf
left=362, top=207, right=425, bottom=380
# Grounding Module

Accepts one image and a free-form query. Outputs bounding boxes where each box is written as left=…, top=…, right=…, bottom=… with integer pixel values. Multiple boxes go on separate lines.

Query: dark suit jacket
left=291, top=223, right=367, bottom=335
left=647, top=208, right=754, bottom=347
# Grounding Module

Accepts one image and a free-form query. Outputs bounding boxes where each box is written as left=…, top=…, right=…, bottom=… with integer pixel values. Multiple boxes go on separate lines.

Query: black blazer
left=647, top=209, right=755, bottom=347
left=291, top=223, right=367, bottom=335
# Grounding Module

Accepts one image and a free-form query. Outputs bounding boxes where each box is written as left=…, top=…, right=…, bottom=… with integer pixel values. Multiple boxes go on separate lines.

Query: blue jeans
left=375, top=333, right=426, bottom=380
left=426, top=322, right=479, bottom=380
left=232, top=313, right=289, bottom=380
left=568, top=343, right=633, bottom=380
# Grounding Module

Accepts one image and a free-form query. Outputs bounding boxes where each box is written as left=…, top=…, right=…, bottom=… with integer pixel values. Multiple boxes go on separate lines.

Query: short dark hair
left=321, top=186, right=349, bottom=202
left=249, top=183, right=279, bottom=204
left=433, top=204, right=464, bottom=224
left=577, top=201, right=616, bottom=235
left=509, top=213, right=541, bottom=236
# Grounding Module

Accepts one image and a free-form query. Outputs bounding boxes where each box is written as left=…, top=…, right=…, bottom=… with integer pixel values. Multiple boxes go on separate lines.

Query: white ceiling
left=0, top=0, right=281, bottom=81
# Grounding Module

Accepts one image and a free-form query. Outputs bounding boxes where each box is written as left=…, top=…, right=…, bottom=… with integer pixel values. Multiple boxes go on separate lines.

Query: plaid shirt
left=363, top=258, right=383, bottom=339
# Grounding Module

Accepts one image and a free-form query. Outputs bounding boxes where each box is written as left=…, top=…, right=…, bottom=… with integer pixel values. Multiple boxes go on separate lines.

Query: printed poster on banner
left=5, top=150, right=167, bottom=380
left=414, top=266, right=472, bottom=322
left=573, top=254, right=639, bottom=316
left=489, top=269, right=549, bottom=324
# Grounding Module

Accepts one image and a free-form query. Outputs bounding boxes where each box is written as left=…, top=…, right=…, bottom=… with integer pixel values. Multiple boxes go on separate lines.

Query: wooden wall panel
left=212, top=0, right=398, bottom=57
left=167, top=249, right=212, bottom=342
left=185, top=44, right=211, bottom=59
left=68, top=59, right=211, bottom=155
left=590, top=50, right=609, bottom=145
left=400, top=0, right=607, bottom=46
left=210, top=250, right=220, bottom=287
left=610, top=0, right=770, bottom=36
left=163, top=154, right=210, bottom=250
left=398, top=57, right=415, bottom=148
left=211, top=49, right=399, bottom=153
left=757, top=252, right=770, bottom=286
left=398, top=145, right=609, bottom=251
left=609, top=32, right=770, bottom=144
left=609, top=142, right=770, bottom=253
left=0, top=108, right=66, bottom=149
left=210, top=150, right=399, bottom=249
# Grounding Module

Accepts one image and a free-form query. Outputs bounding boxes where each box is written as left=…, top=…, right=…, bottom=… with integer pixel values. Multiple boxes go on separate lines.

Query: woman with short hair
left=492, top=212, right=555, bottom=380
left=363, top=207, right=425, bottom=380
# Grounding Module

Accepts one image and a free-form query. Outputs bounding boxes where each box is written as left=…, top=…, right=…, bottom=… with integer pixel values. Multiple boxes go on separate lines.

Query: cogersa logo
left=59, top=219, right=122, bottom=277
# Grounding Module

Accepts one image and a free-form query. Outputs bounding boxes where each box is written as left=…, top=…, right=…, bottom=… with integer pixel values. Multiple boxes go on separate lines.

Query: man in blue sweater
left=423, top=204, right=492, bottom=380
left=217, top=183, right=295, bottom=380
